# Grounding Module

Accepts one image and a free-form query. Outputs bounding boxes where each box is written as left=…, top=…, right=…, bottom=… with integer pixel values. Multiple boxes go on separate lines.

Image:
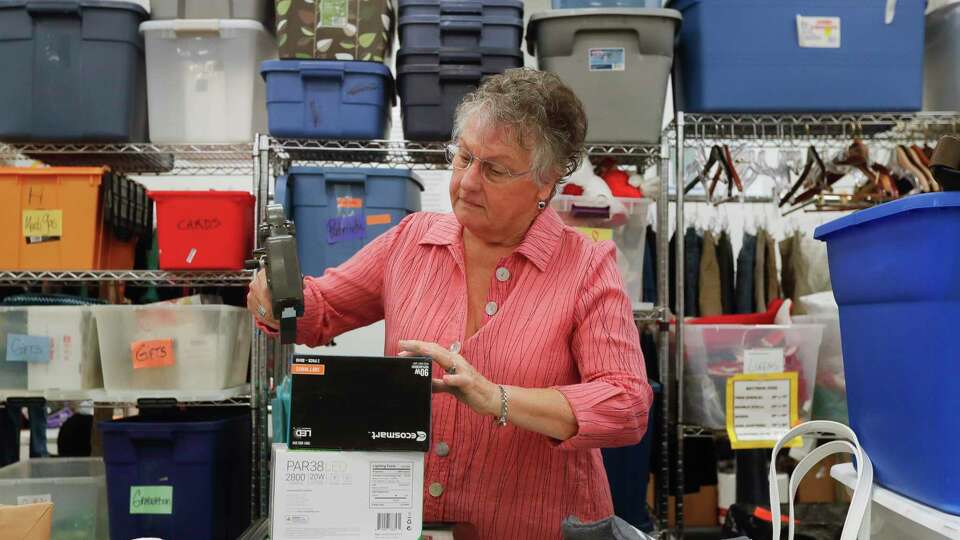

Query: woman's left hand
left=398, top=339, right=499, bottom=418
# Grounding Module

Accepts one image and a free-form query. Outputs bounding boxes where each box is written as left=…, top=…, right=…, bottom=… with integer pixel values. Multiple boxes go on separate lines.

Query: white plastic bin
left=150, top=0, right=272, bottom=26
left=0, top=458, right=109, bottom=540
left=682, top=324, right=823, bottom=430
left=551, top=195, right=651, bottom=309
left=794, top=314, right=847, bottom=423
left=92, top=305, right=251, bottom=392
left=140, top=19, right=277, bottom=143
left=25, top=307, right=102, bottom=392
left=0, top=307, right=28, bottom=391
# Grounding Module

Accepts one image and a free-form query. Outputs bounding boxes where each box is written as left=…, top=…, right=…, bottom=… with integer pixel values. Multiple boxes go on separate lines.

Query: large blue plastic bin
left=98, top=408, right=251, bottom=540
left=814, top=193, right=960, bottom=515
left=0, top=0, right=149, bottom=142
left=260, top=60, right=393, bottom=140
left=671, top=0, right=924, bottom=112
left=277, top=167, right=424, bottom=276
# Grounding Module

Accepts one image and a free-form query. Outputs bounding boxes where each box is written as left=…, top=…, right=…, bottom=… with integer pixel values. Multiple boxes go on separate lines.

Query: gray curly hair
left=451, top=68, right=588, bottom=186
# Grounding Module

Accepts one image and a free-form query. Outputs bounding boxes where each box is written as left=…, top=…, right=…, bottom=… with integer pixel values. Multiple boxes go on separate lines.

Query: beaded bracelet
left=495, top=385, right=508, bottom=427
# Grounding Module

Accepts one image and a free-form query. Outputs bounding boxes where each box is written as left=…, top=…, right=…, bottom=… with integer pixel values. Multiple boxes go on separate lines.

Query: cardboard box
left=290, top=355, right=432, bottom=451
left=275, top=0, right=395, bottom=61
left=271, top=444, right=424, bottom=540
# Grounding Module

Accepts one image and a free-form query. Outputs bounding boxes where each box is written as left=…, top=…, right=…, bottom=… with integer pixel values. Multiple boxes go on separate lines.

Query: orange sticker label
left=292, top=364, right=325, bottom=376
left=366, top=214, right=392, bottom=226
left=337, top=197, right=363, bottom=209
left=131, top=339, right=175, bottom=370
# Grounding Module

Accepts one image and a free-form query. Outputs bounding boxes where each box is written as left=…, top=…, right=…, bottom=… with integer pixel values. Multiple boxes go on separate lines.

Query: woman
left=249, top=68, right=653, bottom=539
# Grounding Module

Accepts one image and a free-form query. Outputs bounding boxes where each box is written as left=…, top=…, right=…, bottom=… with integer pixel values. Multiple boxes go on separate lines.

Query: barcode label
left=377, top=512, right=402, bottom=531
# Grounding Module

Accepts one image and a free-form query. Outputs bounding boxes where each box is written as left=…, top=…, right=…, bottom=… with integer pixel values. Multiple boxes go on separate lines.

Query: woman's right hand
left=247, top=269, right=280, bottom=330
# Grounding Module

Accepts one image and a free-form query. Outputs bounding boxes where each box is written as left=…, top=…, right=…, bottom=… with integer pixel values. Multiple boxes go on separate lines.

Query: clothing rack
left=663, top=111, right=960, bottom=539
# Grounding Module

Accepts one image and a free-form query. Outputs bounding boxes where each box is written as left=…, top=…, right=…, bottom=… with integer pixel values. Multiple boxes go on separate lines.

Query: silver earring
left=537, top=201, right=547, bottom=210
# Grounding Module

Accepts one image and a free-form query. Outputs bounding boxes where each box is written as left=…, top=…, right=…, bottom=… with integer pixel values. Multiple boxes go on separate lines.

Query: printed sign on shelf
left=726, top=372, right=801, bottom=450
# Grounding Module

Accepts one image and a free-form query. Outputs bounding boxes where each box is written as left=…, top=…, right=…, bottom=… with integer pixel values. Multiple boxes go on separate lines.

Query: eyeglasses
left=445, top=143, right=532, bottom=185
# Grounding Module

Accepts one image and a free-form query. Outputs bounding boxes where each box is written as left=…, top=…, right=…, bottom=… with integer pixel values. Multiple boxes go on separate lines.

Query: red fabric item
left=753, top=506, right=794, bottom=525
left=562, top=183, right=584, bottom=196
left=602, top=167, right=643, bottom=198
left=688, top=298, right=785, bottom=325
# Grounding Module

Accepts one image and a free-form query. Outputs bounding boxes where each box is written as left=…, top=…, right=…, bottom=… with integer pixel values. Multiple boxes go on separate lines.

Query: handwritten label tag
left=327, top=214, right=366, bottom=244
left=131, top=339, right=175, bottom=370
left=129, top=486, right=173, bottom=515
left=337, top=196, right=364, bottom=209
left=575, top=227, right=613, bottom=242
left=366, top=214, right=392, bottom=226
left=796, top=16, right=841, bottom=48
left=726, top=373, right=801, bottom=450
left=22, top=210, right=63, bottom=240
left=743, top=348, right=785, bottom=374
left=6, top=334, right=51, bottom=363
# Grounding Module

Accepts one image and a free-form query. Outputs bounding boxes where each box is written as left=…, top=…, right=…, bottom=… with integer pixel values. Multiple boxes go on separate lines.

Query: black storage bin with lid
left=398, top=13, right=523, bottom=50
left=0, top=0, right=148, bottom=142
left=399, top=63, right=492, bottom=141
left=397, top=46, right=522, bottom=72
left=398, top=0, right=523, bottom=20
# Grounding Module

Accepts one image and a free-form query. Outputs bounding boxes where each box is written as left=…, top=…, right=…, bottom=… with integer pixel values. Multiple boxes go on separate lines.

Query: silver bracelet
left=495, top=385, right=508, bottom=427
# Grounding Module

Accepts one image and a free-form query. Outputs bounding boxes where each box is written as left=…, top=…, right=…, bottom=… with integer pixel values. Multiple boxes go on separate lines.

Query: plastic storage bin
left=397, top=47, right=523, bottom=72
left=794, top=314, right=847, bottom=424
left=924, top=3, right=960, bottom=111
left=554, top=0, right=660, bottom=7
left=527, top=9, right=680, bottom=143
left=276, top=167, right=423, bottom=276
left=682, top=324, right=823, bottom=430
left=397, top=63, right=490, bottom=141
left=551, top=195, right=651, bottom=309
left=0, top=0, right=148, bottom=142
left=274, top=0, right=393, bottom=60
left=141, top=19, right=276, bottom=143
left=399, top=14, right=523, bottom=49
left=149, top=191, right=255, bottom=270
left=0, top=307, right=28, bottom=391
left=671, top=0, right=924, bottom=112
left=92, top=305, right=252, bottom=392
left=814, top=193, right=960, bottom=515
left=25, top=306, right=102, bottom=392
left=0, top=458, right=108, bottom=540
left=99, top=408, right=250, bottom=540
left=0, top=167, right=140, bottom=271
left=261, top=60, right=393, bottom=139
left=150, top=0, right=272, bottom=26
left=398, top=0, right=522, bottom=19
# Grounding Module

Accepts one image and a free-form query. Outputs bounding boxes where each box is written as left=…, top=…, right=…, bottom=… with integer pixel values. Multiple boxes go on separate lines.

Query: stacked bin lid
left=396, top=0, right=525, bottom=141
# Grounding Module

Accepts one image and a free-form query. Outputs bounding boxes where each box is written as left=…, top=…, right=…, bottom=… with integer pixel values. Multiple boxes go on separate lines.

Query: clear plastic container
left=682, top=324, right=824, bottom=429
left=794, top=314, right=847, bottom=423
left=26, top=307, right=102, bottom=392
left=140, top=19, right=277, bottom=143
left=0, top=307, right=28, bottom=391
left=0, top=458, right=108, bottom=540
left=551, top=195, right=652, bottom=309
left=92, top=305, right=251, bottom=392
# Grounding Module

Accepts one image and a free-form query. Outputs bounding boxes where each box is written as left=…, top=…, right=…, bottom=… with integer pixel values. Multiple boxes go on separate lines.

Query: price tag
left=743, top=348, right=785, bottom=374
left=131, top=339, right=175, bottom=370
left=366, top=214, right=392, bottom=226
left=6, top=334, right=51, bottom=363
left=575, top=227, right=613, bottom=242
left=796, top=16, right=841, bottom=48
left=129, top=486, right=173, bottom=515
left=22, top=210, right=63, bottom=240
left=726, top=373, right=801, bottom=450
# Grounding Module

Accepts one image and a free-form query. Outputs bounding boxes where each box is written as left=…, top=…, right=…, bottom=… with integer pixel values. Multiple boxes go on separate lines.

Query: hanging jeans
left=0, top=404, right=48, bottom=466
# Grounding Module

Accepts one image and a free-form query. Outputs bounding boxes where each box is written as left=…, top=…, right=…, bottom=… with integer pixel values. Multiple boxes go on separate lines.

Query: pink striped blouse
left=292, top=208, right=652, bottom=539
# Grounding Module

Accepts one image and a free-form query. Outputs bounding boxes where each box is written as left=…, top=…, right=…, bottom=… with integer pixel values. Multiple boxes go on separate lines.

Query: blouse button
left=429, top=482, right=444, bottom=497
left=495, top=267, right=511, bottom=282
left=485, top=301, right=498, bottom=316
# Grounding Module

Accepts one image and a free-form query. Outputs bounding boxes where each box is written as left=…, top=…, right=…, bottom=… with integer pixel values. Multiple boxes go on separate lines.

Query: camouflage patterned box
left=276, top=0, right=395, bottom=61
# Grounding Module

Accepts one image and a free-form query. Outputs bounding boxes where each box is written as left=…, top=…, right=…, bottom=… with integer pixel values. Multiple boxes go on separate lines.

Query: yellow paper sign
left=725, top=372, right=801, bottom=450
left=575, top=227, right=613, bottom=242
left=22, top=210, right=63, bottom=238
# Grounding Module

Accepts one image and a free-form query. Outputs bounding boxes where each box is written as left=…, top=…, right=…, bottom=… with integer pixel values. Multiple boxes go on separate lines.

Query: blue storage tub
left=98, top=408, right=251, bottom=540
left=554, top=0, right=660, bottom=7
left=671, top=0, right=924, bottom=112
left=261, top=60, right=393, bottom=140
left=399, top=14, right=523, bottom=50
left=399, top=0, right=523, bottom=20
left=815, top=193, right=960, bottom=515
left=277, top=167, right=424, bottom=276
left=0, top=0, right=149, bottom=142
